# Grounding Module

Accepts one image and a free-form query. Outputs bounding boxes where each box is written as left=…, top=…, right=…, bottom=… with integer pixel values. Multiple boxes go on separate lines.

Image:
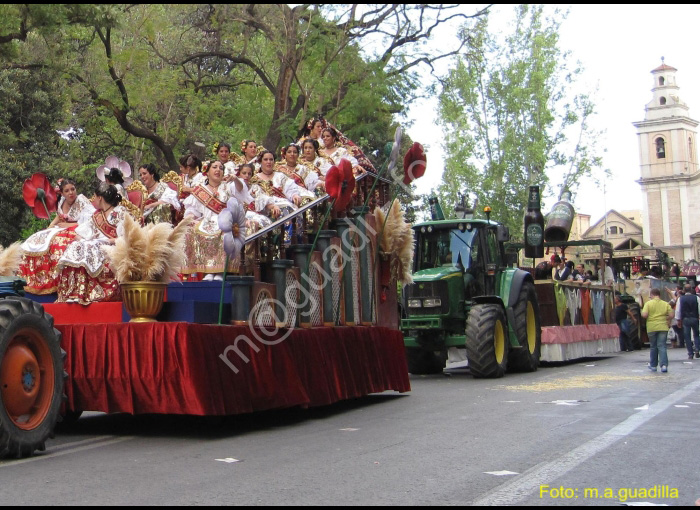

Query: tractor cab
left=412, top=217, right=510, bottom=300
left=401, top=198, right=540, bottom=378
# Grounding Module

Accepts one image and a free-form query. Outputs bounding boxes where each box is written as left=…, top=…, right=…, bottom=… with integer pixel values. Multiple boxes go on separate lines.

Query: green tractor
left=0, top=277, right=64, bottom=458
left=401, top=199, right=541, bottom=378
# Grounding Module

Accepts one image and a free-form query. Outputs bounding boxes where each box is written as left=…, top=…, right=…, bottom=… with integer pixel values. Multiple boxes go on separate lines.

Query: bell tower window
left=656, top=137, right=666, bottom=159
left=659, top=77, right=665, bottom=86
left=660, top=96, right=667, bottom=105
left=690, top=137, right=694, bottom=162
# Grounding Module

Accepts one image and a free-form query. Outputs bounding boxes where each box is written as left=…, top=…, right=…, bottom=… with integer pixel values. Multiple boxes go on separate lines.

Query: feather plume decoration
left=0, top=242, right=22, bottom=277
left=372, top=201, right=415, bottom=285
left=103, top=214, right=194, bottom=284
left=142, top=222, right=173, bottom=282
left=394, top=220, right=415, bottom=285
left=385, top=200, right=404, bottom=255
left=161, top=217, right=193, bottom=283
left=103, top=215, right=146, bottom=282
left=374, top=206, right=390, bottom=253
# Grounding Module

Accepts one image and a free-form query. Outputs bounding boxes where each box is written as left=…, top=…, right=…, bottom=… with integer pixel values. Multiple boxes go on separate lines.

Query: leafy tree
left=0, top=67, right=70, bottom=245
left=147, top=4, right=488, bottom=153
left=437, top=5, right=604, bottom=235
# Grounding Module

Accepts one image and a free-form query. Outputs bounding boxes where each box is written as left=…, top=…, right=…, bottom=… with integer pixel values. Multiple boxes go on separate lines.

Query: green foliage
left=0, top=3, right=481, bottom=244
left=437, top=5, right=605, bottom=236
left=0, top=67, right=69, bottom=246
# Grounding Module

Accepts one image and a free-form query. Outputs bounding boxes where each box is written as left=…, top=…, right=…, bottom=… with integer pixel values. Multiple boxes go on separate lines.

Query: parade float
left=0, top=127, right=414, bottom=458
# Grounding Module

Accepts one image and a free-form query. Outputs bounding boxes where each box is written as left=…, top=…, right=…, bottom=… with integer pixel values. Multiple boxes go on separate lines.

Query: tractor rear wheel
left=405, top=348, right=446, bottom=375
left=0, top=298, right=64, bottom=458
left=465, top=304, right=509, bottom=378
left=508, top=281, right=542, bottom=372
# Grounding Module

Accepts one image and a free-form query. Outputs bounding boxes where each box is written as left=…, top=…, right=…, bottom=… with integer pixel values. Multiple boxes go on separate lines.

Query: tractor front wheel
left=0, top=298, right=64, bottom=458
left=465, top=304, right=509, bottom=378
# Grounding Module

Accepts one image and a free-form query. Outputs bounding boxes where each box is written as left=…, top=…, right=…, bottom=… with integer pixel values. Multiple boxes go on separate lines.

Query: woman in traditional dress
left=181, top=160, right=243, bottom=281
left=238, top=139, right=261, bottom=173
left=320, top=127, right=365, bottom=176
left=56, top=183, right=127, bottom=304
left=19, top=178, right=96, bottom=294
left=231, top=163, right=274, bottom=233
left=139, top=163, right=181, bottom=225
left=214, top=142, right=239, bottom=180
left=248, top=150, right=302, bottom=220
left=104, top=168, right=127, bottom=199
left=297, top=117, right=325, bottom=149
left=277, top=143, right=324, bottom=199
left=300, top=138, right=332, bottom=183
left=179, top=153, right=205, bottom=200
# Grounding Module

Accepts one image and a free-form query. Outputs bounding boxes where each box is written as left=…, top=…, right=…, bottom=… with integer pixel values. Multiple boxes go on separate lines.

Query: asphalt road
left=1, top=347, right=698, bottom=506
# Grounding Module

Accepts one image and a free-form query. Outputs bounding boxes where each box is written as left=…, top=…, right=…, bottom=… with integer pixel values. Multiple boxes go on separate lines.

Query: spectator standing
left=614, top=292, right=637, bottom=352
left=675, top=284, right=700, bottom=360
left=641, top=287, right=673, bottom=372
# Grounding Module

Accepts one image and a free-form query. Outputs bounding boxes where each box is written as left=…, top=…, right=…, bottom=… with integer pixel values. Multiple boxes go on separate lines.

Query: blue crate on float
left=166, top=281, right=233, bottom=304
left=122, top=300, right=231, bottom=324
left=23, top=292, right=58, bottom=304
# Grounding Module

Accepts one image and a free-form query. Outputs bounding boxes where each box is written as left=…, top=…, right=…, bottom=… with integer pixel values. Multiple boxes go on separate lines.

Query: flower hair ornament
left=96, top=156, right=133, bottom=186
left=212, top=142, right=220, bottom=158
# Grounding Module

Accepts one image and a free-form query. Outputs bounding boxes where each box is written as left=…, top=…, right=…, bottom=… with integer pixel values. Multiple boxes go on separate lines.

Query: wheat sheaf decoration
left=0, top=242, right=22, bottom=277
left=102, top=215, right=193, bottom=283
left=374, top=201, right=414, bottom=285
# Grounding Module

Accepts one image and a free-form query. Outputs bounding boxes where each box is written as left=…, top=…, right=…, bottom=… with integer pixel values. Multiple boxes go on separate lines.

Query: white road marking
left=215, top=458, right=240, bottom=463
left=471, top=377, right=700, bottom=506
left=0, top=436, right=135, bottom=468
left=484, top=470, right=519, bottom=476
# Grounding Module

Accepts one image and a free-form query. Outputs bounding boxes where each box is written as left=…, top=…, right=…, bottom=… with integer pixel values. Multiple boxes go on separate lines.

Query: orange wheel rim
left=0, top=327, right=55, bottom=431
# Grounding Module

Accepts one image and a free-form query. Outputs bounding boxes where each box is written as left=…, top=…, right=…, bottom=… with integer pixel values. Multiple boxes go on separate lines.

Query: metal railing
left=243, top=171, right=388, bottom=244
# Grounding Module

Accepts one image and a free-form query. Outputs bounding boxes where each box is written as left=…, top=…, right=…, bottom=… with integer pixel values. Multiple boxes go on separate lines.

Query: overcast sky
left=405, top=4, right=700, bottom=225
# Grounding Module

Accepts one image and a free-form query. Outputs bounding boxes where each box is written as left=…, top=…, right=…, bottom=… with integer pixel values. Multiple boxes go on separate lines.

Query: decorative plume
left=0, top=242, right=22, bottom=277
left=161, top=217, right=193, bottom=283
left=141, top=222, right=172, bottom=282
left=103, top=215, right=192, bottom=283
left=103, top=214, right=147, bottom=282
left=373, top=201, right=415, bottom=285
left=374, top=206, right=390, bottom=252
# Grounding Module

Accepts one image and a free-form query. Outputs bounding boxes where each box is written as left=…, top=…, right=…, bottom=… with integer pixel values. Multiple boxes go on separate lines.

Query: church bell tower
left=634, top=59, right=700, bottom=262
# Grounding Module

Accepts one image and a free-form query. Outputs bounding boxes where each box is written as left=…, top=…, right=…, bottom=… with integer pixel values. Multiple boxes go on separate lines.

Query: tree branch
left=178, top=51, right=275, bottom=93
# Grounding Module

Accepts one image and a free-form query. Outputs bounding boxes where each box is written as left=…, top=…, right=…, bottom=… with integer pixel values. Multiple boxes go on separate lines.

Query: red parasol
left=403, top=142, right=426, bottom=185
left=23, top=173, right=58, bottom=219
left=325, top=159, right=355, bottom=212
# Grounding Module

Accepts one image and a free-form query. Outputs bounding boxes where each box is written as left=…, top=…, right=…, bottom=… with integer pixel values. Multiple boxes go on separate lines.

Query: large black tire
left=508, top=281, right=542, bottom=372
left=0, top=297, right=64, bottom=458
left=465, top=304, right=509, bottom=378
left=405, top=347, right=446, bottom=375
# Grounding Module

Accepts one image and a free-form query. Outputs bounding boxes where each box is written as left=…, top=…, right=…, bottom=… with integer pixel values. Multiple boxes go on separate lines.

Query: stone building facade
left=634, top=60, right=700, bottom=262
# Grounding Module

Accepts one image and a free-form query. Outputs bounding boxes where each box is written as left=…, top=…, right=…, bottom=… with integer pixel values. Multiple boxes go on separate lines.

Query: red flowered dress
left=56, top=206, right=127, bottom=305
left=19, top=194, right=95, bottom=294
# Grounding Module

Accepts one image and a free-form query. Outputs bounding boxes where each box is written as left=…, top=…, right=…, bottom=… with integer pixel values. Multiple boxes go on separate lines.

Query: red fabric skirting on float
left=57, top=323, right=410, bottom=416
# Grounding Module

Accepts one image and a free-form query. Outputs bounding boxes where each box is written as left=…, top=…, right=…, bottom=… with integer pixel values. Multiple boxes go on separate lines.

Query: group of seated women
left=17, top=117, right=371, bottom=303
